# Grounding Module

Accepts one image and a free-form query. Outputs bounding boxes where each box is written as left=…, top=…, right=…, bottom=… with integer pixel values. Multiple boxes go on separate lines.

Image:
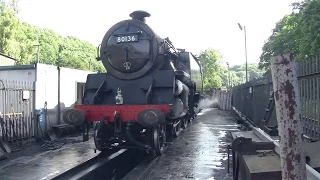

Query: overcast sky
left=17, top=0, right=297, bottom=66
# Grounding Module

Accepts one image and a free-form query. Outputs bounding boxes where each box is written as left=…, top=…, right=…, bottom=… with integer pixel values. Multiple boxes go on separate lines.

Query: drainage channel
left=50, top=149, right=148, bottom=180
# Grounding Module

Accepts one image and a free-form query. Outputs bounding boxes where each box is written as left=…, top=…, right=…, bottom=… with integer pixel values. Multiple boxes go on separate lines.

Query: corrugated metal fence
left=0, top=79, right=35, bottom=142
left=299, top=57, right=320, bottom=139
left=232, top=75, right=276, bottom=128
left=232, top=56, right=320, bottom=140
left=202, top=88, right=232, bottom=110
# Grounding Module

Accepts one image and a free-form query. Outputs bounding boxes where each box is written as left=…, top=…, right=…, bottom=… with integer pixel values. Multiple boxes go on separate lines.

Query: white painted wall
left=34, top=64, right=95, bottom=129
left=0, top=63, right=96, bottom=131
left=59, top=67, right=92, bottom=108
left=58, top=67, right=95, bottom=125
left=35, top=64, right=58, bottom=109
left=35, top=64, right=59, bottom=131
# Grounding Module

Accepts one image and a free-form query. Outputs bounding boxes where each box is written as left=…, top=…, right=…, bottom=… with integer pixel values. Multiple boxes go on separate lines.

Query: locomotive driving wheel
left=152, top=123, right=166, bottom=155
left=94, top=121, right=108, bottom=152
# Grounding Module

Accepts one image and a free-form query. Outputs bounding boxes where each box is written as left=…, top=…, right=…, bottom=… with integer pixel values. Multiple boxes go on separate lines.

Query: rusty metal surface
left=123, top=108, right=239, bottom=180
left=0, top=79, right=35, bottom=142
left=270, top=53, right=307, bottom=179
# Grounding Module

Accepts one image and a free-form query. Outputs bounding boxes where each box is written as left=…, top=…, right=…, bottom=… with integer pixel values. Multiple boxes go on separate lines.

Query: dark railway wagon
left=63, top=10, right=204, bottom=155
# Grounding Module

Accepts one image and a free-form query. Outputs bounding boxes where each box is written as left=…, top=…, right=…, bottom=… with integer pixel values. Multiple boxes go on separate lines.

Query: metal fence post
left=270, top=53, right=307, bottom=180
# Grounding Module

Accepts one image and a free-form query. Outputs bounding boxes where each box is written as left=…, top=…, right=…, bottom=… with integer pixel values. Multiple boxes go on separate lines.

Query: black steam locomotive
left=63, top=10, right=203, bottom=155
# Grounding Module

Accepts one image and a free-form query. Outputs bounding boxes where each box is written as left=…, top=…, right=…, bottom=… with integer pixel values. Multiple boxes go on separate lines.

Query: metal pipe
left=244, top=26, right=248, bottom=82
left=57, top=66, right=61, bottom=125
left=33, top=44, right=40, bottom=63
left=270, top=53, right=306, bottom=179
left=237, top=23, right=248, bottom=82
left=226, top=62, right=230, bottom=88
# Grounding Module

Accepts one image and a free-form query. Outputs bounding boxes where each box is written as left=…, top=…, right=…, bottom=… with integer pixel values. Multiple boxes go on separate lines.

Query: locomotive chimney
left=129, top=10, right=151, bottom=23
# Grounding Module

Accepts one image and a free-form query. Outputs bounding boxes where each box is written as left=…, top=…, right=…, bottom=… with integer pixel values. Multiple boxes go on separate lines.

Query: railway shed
left=0, top=63, right=95, bottom=150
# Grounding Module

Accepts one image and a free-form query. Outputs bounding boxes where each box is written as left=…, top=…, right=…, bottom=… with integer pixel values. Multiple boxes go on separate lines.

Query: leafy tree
left=0, top=3, right=19, bottom=57
left=258, top=13, right=300, bottom=70
left=0, top=1, right=106, bottom=72
left=259, top=0, right=320, bottom=71
left=197, top=48, right=223, bottom=88
left=229, top=63, right=265, bottom=83
left=195, top=47, right=265, bottom=88
left=297, top=0, right=320, bottom=58
left=0, top=0, right=19, bottom=13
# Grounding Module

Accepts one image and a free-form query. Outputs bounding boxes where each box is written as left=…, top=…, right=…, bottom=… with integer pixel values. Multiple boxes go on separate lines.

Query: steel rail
left=121, top=154, right=158, bottom=180
left=50, top=149, right=126, bottom=180
left=253, top=127, right=320, bottom=180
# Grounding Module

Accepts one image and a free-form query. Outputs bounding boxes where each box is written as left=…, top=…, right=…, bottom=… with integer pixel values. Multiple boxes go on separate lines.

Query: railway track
left=50, top=149, right=148, bottom=180
left=50, top=117, right=190, bottom=180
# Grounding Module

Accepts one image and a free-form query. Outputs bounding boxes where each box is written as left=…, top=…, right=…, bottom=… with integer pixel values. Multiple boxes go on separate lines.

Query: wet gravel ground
left=0, top=134, right=98, bottom=180
left=136, top=108, right=239, bottom=180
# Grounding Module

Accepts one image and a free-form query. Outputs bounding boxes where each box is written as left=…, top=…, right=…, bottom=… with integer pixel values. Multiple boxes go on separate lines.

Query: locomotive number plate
left=116, top=35, right=139, bottom=43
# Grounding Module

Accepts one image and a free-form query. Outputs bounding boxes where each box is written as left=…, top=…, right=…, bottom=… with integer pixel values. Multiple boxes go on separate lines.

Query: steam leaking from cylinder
left=195, top=94, right=219, bottom=112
